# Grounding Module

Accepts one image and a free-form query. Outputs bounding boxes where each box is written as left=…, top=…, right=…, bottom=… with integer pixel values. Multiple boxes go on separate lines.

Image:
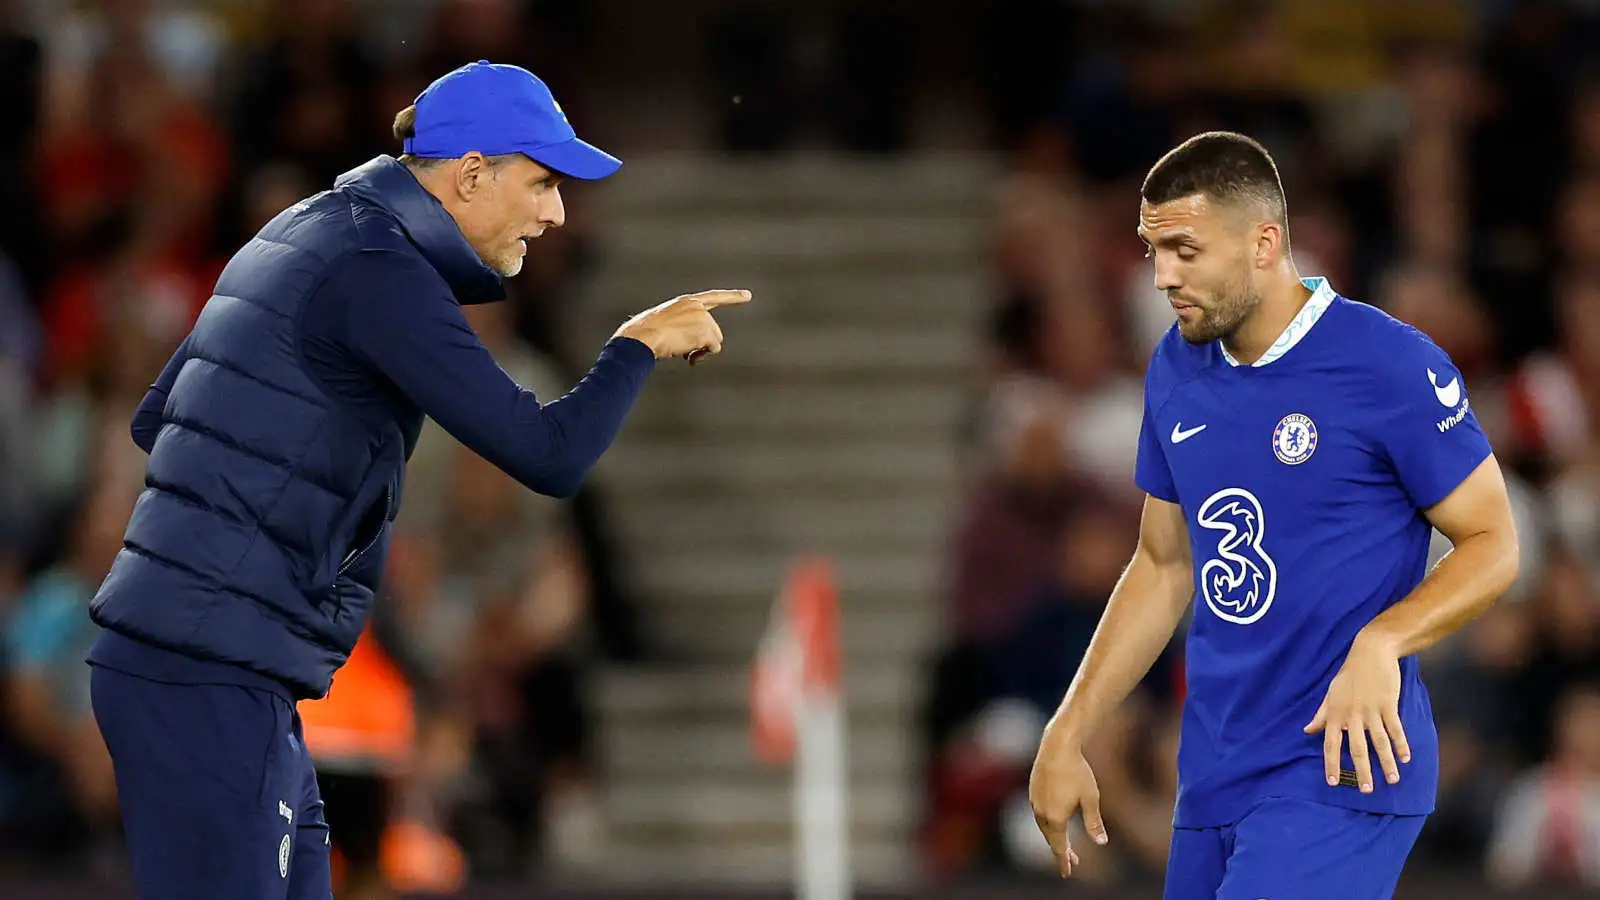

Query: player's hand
left=614, top=289, right=752, bottom=364
left=1028, top=727, right=1108, bottom=878
left=1304, top=629, right=1411, bottom=794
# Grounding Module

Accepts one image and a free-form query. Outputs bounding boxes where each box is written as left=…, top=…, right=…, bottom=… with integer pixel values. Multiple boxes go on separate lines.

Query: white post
left=794, top=688, right=850, bottom=900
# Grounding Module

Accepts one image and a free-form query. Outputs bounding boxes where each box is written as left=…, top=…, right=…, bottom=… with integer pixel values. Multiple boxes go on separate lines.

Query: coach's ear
left=452, top=152, right=493, bottom=200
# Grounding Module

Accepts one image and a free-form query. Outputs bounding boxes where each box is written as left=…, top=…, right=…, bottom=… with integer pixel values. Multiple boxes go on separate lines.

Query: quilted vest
left=89, top=156, right=503, bottom=699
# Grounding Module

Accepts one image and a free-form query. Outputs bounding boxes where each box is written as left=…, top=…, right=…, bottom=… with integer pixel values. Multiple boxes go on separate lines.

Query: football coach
left=84, top=60, right=749, bottom=900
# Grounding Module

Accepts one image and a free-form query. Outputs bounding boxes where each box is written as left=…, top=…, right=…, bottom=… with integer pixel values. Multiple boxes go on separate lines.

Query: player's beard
left=1176, top=271, right=1261, bottom=345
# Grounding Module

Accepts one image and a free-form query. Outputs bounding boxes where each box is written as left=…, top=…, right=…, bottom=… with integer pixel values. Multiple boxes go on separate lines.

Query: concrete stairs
left=558, top=155, right=997, bottom=888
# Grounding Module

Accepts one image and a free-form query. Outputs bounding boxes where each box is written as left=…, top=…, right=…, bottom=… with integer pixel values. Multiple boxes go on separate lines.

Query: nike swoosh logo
left=1171, top=423, right=1207, bottom=443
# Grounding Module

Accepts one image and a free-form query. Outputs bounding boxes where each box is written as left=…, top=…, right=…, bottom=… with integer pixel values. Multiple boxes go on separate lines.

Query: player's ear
left=1254, top=221, right=1285, bottom=269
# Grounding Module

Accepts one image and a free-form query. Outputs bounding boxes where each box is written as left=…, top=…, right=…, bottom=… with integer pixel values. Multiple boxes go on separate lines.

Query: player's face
left=1138, top=194, right=1262, bottom=345
left=458, top=155, right=567, bottom=278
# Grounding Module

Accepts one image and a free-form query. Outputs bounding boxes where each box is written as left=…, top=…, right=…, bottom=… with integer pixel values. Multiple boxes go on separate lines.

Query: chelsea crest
left=1273, top=413, right=1318, bottom=465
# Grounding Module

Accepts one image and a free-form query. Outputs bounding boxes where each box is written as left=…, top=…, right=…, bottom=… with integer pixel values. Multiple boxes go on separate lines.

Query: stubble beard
left=1177, top=273, right=1260, bottom=346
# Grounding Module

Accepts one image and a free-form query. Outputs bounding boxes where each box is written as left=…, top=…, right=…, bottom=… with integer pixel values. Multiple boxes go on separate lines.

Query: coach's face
left=1138, top=193, right=1261, bottom=345
left=446, top=153, right=567, bottom=278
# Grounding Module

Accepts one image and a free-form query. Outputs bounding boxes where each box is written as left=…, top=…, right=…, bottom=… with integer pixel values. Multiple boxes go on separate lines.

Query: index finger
left=687, top=289, right=753, bottom=308
left=1384, top=708, right=1412, bottom=765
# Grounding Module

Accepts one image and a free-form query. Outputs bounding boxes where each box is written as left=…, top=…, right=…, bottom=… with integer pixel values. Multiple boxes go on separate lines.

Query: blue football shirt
left=1134, top=277, right=1494, bottom=828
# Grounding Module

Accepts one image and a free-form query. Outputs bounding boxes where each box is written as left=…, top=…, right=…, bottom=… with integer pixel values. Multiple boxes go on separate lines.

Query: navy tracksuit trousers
left=90, top=664, right=332, bottom=899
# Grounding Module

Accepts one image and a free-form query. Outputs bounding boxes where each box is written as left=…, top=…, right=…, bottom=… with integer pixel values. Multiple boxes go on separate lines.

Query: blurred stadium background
left=0, top=0, right=1598, bottom=897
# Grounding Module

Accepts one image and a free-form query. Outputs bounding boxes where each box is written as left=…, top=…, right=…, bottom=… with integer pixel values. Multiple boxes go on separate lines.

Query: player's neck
left=1221, top=271, right=1313, bottom=366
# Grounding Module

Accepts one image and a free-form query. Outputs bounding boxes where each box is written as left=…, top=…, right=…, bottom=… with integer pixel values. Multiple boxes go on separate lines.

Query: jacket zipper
left=337, top=486, right=392, bottom=577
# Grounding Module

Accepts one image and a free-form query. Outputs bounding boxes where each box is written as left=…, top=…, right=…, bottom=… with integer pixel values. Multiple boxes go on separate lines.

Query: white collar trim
left=1220, top=276, right=1336, bottom=367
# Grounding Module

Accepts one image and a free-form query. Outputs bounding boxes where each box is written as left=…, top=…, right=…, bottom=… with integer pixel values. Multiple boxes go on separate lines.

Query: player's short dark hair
left=392, top=105, right=513, bottom=171
left=1142, top=131, right=1287, bottom=226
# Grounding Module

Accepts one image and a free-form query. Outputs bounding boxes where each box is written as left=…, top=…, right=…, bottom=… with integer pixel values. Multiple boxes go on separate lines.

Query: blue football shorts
left=1164, top=796, right=1426, bottom=900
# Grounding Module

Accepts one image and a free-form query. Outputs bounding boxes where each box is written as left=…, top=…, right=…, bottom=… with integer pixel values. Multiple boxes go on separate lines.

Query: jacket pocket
left=337, top=485, right=392, bottom=578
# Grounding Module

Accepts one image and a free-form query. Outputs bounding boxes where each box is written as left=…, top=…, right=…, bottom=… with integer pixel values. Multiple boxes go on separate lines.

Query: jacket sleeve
left=328, top=250, right=656, bottom=498
left=131, top=334, right=193, bottom=454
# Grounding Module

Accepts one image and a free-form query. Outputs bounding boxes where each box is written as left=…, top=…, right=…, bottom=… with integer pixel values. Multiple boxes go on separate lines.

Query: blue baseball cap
left=404, top=60, right=622, bottom=180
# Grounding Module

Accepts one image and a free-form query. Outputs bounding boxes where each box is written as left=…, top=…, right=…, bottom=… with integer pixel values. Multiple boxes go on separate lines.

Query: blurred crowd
left=922, top=0, right=1600, bottom=892
left=0, top=0, right=663, bottom=893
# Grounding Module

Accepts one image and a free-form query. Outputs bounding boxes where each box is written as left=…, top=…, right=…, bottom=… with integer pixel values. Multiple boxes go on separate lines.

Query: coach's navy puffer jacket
left=88, top=156, right=508, bottom=699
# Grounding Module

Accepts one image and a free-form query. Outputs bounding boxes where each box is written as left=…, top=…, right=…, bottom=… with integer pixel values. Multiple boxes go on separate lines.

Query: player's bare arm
left=1305, top=455, right=1520, bottom=793
left=1029, top=493, right=1193, bottom=878
left=1081, top=695, right=1179, bottom=871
